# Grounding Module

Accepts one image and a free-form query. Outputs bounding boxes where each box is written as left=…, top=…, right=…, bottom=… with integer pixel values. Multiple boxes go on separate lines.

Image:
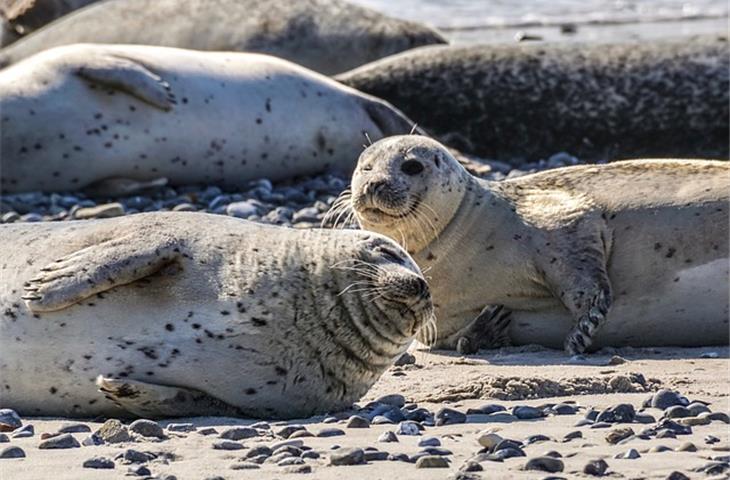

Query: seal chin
left=354, top=196, right=420, bottom=226
left=374, top=274, right=433, bottom=336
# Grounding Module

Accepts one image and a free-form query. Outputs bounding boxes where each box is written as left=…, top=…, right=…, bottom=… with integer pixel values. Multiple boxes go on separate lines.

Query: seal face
left=0, top=43, right=416, bottom=193
left=0, top=212, right=433, bottom=418
left=344, top=135, right=730, bottom=355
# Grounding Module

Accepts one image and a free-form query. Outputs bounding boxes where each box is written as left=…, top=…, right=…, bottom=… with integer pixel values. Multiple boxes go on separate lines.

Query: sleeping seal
left=341, top=135, right=729, bottom=354
left=0, top=0, right=98, bottom=45
left=337, top=36, right=730, bottom=162
left=0, top=43, right=416, bottom=194
left=0, top=0, right=446, bottom=73
left=0, top=212, right=433, bottom=418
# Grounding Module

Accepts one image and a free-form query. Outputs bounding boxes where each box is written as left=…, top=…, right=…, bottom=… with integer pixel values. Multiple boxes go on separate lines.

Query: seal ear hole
left=401, top=160, right=424, bottom=176
left=432, top=155, right=441, bottom=168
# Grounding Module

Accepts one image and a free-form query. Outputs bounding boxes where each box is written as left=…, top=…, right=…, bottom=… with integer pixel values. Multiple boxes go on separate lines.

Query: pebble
left=127, top=465, right=151, bottom=476
left=677, top=442, right=697, bottom=452
left=524, top=456, right=564, bottom=473
left=615, top=448, right=641, bottom=459
left=649, top=445, right=672, bottom=453
left=418, top=436, right=441, bottom=447
left=664, top=405, right=692, bottom=419
left=329, top=448, right=365, bottom=466
left=665, top=472, right=690, bottom=480
left=118, top=449, right=156, bottom=464
left=435, top=407, right=467, bottom=426
left=477, top=432, right=503, bottom=449
left=415, top=455, right=450, bottom=468
left=166, top=423, right=195, bottom=433
left=219, top=426, right=258, bottom=440
left=526, top=434, right=551, bottom=444
left=378, top=431, right=398, bottom=443
left=0, top=410, right=19, bottom=432
left=0, top=434, right=7, bottom=443
left=129, top=419, right=165, bottom=439
left=275, top=425, right=306, bottom=438
left=73, top=202, right=125, bottom=219
left=563, top=431, right=582, bottom=441
left=82, top=433, right=104, bottom=446
left=363, top=450, right=389, bottom=462
left=212, top=440, right=244, bottom=450
left=513, top=406, right=545, bottom=420
left=11, top=425, right=34, bottom=438
left=317, top=427, right=345, bottom=437
left=584, top=459, right=610, bottom=476
left=58, top=423, right=91, bottom=434
left=596, top=403, right=635, bottom=423
left=38, top=433, right=80, bottom=449
left=651, top=389, right=688, bottom=409
left=397, top=421, right=422, bottom=436
left=82, top=456, right=115, bottom=469
left=467, top=404, right=506, bottom=415
left=96, top=419, right=132, bottom=443
left=606, top=427, right=634, bottom=444
left=393, top=352, right=416, bottom=366
left=0, top=446, right=25, bottom=459
left=346, top=415, right=370, bottom=428
left=376, top=394, right=406, bottom=408
left=230, top=462, right=260, bottom=470
left=284, top=465, right=312, bottom=474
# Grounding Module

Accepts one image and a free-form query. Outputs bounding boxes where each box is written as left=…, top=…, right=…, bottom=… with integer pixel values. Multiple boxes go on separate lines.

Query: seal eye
left=401, top=160, right=424, bottom=176
left=361, top=164, right=373, bottom=172
left=377, top=246, right=404, bottom=264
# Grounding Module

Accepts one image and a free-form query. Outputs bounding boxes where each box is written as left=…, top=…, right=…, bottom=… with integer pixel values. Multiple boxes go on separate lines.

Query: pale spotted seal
left=340, top=135, right=729, bottom=354
left=337, top=36, right=729, bottom=162
left=0, top=212, right=433, bottom=418
left=0, top=43, right=416, bottom=194
left=0, top=0, right=446, bottom=73
left=0, top=0, right=98, bottom=45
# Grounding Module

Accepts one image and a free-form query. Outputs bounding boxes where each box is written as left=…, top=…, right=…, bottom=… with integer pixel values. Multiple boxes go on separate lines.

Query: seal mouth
left=356, top=197, right=421, bottom=225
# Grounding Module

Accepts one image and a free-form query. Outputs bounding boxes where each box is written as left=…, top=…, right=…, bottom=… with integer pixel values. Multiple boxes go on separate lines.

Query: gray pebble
left=378, top=431, right=398, bottom=443
left=0, top=434, right=7, bottom=443
left=584, top=459, right=609, bottom=476
left=58, top=423, right=91, bottom=434
left=346, top=415, right=370, bottom=428
left=397, top=421, right=422, bottom=435
left=615, top=448, right=641, bottom=459
left=96, top=419, right=131, bottom=443
left=83, top=456, right=115, bottom=469
left=416, top=455, right=449, bottom=468
left=513, top=406, right=545, bottom=420
left=127, top=465, right=151, bottom=476
left=230, top=462, right=260, bottom=470
left=329, top=448, right=365, bottom=466
left=0, top=446, right=25, bottom=459
left=364, top=450, right=389, bottom=462
left=212, top=440, right=243, bottom=450
left=394, top=352, right=416, bottom=366
left=418, top=436, right=441, bottom=447
left=317, top=427, right=345, bottom=438
left=651, top=389, right=688, bottom=409
left=524, top=456, right=564, bottom=473
left=435, top=407, right=467, bottom=426
left=219, top=426, right=258, bottom=440
left=129, top=419, right=164, bottom=439
left=665, top=472, right=690, bottom=480
left=166, top=423, right=195, bottom=433
left=38, top=433, right=80, bottom=449
left=11, top=425, right=34, bottom=438
left=0, top=409, right=22, bottom=431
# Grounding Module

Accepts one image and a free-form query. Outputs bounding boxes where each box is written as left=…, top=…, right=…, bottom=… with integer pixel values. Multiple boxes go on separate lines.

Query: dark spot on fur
left=165, top=323, right=175, bottom=332
left=49, top=387, right=57, bottom=394
left=245, top=388, right=257, bottom=395
left=666, top=247, right=676, bottom=258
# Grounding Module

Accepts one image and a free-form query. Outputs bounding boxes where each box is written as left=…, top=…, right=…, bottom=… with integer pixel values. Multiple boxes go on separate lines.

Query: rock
left=317, top=427, right=345, bottom=438
left=706, top=435, right=721, bottom=444
left=378, top=431, right=398, bottom=443
left=664, top=406, right=692, bottom=419
left=633, top=413, right=656, bottom=424
left=82, top=433, right=104, bottom=446
left=649, top=445, right=672, bottom=453
left=513, top=406, right=545, bottom=420
left=127, top=465, right=151, bottom=476
left=418, top=437, right=441, bottom=447
left=605, top=427, right=634, bottom=444
left=219, top=426, right=258, bottom=440
left=677, top=442, right=697, bottom=452
left=11, top=425, right=33, bottom=438
left=477, top=432, right=503, bottom=449
left=0, top=435, right=7, bottom=443
left=275, top=425, right=306, bottom=439
left=706, top=412, right=730, bottom=424
left=607, top=355, right=627, bottom=365
left=563, top=431, right=582, bottom=441
left=524, top=456, right=564, bottom=473
left=665, top=472, right=690, bottom=480
left=284, top=465, right=312, bottom=474
left=394, top=352, right=416, bottom=366
left=615, top=448, right=640, bottom=459
left=397, top=421, right=422, bottom=436
left=73, top=202, right=125, bottom=219
left=526, top=434, right=551, bottom=444
left=82, top=456, right=115, bottom=469
left=38, top=433, right=80, bottom=449
left=58, top=423, right=91, bottom=434
left=346, top=415, right=370, bottom=428
left=549, top=403, right=578, bottom=415
left=226, top=200, right=259, bottom=218
left=166, top=422, right=195, bottom=432
left=651, top=389, right=687, bottom=409
left=0, top=446, right=25, bottom=459
left=467, top=404, right=506, bottom=415
left=376, top=394, right=406, bottom=408
left=329, top=448, right=365, bottom=466
left=129, top=420, right=165, bottom=439
left=230, top=462, right=260, bottom=470
left=96, top=419, right=131, bottom=443
left=213, top=440, right=244, bottom=450
left=416, top=455, right=450, bottom=468
left=435, top=407, right=467, bottom=426
left=118, top=449, right=156, bottom=464
left=597, top=404, right=635, bottom=423
left=364, top=450, right=389, bottom=462
left=679, top=415, right=711, bottom=426
left=584, top=459, right=609, bottom=476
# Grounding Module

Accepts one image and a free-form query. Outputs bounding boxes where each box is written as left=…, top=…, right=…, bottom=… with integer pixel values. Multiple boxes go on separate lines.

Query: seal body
left=0, top=43, right=416, bottom=193
left=0, top=0, right=446, bottom=73
left=0, top=0, right=98, bottom=45
left=337, top=36, right=730, bottom=162
left=0, top=212, right=432, bottom=418
left=347, top=136, right=729, bottom=354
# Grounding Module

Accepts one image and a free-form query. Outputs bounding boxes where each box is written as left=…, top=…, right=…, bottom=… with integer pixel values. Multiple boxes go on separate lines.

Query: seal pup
left=0, top=43, right=417, bottom=194
left=0, top=212, right=433, bottom=418
left=341, top=135, right=729, bottom=354
left=337, top=35, right=730, bottom=162
left=0, top=0, right=447, bottom=73
left=0, top=0, right=98, bottom=45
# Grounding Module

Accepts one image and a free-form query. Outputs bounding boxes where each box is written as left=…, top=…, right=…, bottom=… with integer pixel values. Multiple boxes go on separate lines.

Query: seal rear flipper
left=362, top=97, right=420, bottom=137
left=75, top=53, right=176, bottom=111
left=455, top=305, right=513, bottom=355
left=96, top=376, right=244, bottom=418
left=22, top=233, right=182, bottom=312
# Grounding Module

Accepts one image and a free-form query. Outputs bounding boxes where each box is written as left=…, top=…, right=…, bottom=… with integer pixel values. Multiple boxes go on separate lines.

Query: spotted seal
left=0, top=0, right=446, bottom=73
left=0, top=211, right=432, bottom=418
left=0, top=0, right=98, bottom=45
left=340, top=135, right=729, bottom=354
left=337, top=35, right=730, bottom=162
left=0, top=43, right=417, bottom=194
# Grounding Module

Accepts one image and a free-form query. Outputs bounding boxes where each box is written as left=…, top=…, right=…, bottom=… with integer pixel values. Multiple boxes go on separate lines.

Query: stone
left=477, top=432, right=503, bottom=449
left=96, top=419, right=131, bottom=443
left=11, top=425, right=34, bottom=438
left=346, top=415, right=370, bottom=428
left=275, top=425, right=306, bottom=439
left=467, top=404, right=506, bottom=415
left=166, top=423, right=195, bottom=432
left=317, top=427, right=345, bottom=438
left=129, top=420, right=165, bottom=439
left=378, top=431, right=398, bottom=443
left=0, top=435, right=7, bottom=443
left=597, top=404, right=635, bottom=423
left=219, top=426, right=258, bottom=440
left=418, top=436, right=441, bottom=447
left=394, top=352, right=416, bottom=366
left=58, top=423, right=91, bottom=434
left=376, top=394, right=406, bottom=408
left=524, top=456, right=564, bottom=473
left=329, top=448, right=365, bottom=466
left=664, top=406, right=692, bottom=419
left=563, top=431, right=582, bottom=441
left=513, top=406, right=545, bottom=420
left=584, top=459, right=609, bottom=476
left=526, top=434, right=551, bottom=444
left=127, top=465, right=151, bottom=476
left=677, top=442, right=697, bottom=452
left=82, top=433, right=104, bottom=446
left=435, top=407, right=467, bottom=426
left=0, top=446, right=25, bottom=459
left=415, top=455, right=450, bottom=468
left=651, top=389, right=687, bottom=409
left=73, top=202, right=125, bottom=219
left=230, top=462, right=260, bottom=470
left=615, top=448, right=640, bottom=459
left=364, top=451, right=389, bottom=462
left=397, top=421, right=422, bottom=436
left=606, top=427, right=634, bottom=444
left=83, top=456, right=115, bottom=469
left=665, top=472, right=690, bottom=480
left=38, top=433, right=81, bottom=449
left=213, top=440, right=243, bottom=450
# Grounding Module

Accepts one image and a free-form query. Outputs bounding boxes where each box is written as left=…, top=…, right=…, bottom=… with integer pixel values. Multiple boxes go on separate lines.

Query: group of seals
left=0, top=212, right=433, bottom=417
left=0, top=0, right=447, bottom=74
left=344, top=135, right=729, bottom=354
left=337, top=35, right=730, bottom=162
left=0, top=43, right=417, bottom=193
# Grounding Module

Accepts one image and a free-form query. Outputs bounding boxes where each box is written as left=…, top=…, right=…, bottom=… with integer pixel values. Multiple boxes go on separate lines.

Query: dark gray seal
left=0, top=212, right=433, bottom=418
left=0, top=0, right=447, bottom=74
left=337, top=36, right=730, bottom=163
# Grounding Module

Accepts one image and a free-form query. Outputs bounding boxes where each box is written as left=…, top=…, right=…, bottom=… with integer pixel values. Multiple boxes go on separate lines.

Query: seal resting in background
left=0, top=0, right=98, bottom=45
left=0, top=0, right=447, bottom=73
left=0, top=43, right=417, bottom=194
left=337, top=36, right=730, bottom=162
left=0, top=212, right=433, bottom=418
left=340, top=135, right=729, bottom=355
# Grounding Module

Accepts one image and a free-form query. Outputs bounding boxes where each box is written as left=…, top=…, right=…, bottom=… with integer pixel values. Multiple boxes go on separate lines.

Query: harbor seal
left=0, top=212, right=433, bottom=418
left=342, top=135, right=729, bottom=354
left=0, top=0, right=98, bottom=45
left=337, top=35, right=730, bottom=163
left=0, top=43, right=416, bottom=194
left=0, top=0, right=447, bottom=74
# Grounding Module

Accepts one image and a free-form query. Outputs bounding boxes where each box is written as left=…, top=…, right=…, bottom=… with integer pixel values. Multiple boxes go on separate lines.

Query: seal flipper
left=97, top=376, right=244, bottom=418
left=456, top=305, right=512, bottom=355
left=76, top=54, right=176, bottom=111
left=22, top=234, right=182, bottom=312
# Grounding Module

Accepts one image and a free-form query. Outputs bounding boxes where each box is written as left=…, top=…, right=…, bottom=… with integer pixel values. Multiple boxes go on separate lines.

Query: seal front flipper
left=76, top=53, right=176, bottom=111
left=455, top=305, right=513, bottom=355
left=96, top=376, right=244, bottom=418
left=22, top=234, right=182, bottom=312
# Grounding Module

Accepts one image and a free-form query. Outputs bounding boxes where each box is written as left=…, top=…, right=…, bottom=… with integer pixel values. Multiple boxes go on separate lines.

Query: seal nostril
left=401, top=160, right=424, bottom=176
left=416, top=277, right=427, bottom=294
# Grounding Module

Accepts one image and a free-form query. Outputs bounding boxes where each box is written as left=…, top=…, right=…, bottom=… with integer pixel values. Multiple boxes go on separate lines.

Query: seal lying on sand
left=0, top=212, right=433, bottom=418
left=337, top=36, right=730, bottom=162
left=340, top=135, right=729, bottom=354
left=0, top=0, right=447, bottom=74
left=0, top=43, right=416, bottom=194
left=0, top=0, right=98, bottom=45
